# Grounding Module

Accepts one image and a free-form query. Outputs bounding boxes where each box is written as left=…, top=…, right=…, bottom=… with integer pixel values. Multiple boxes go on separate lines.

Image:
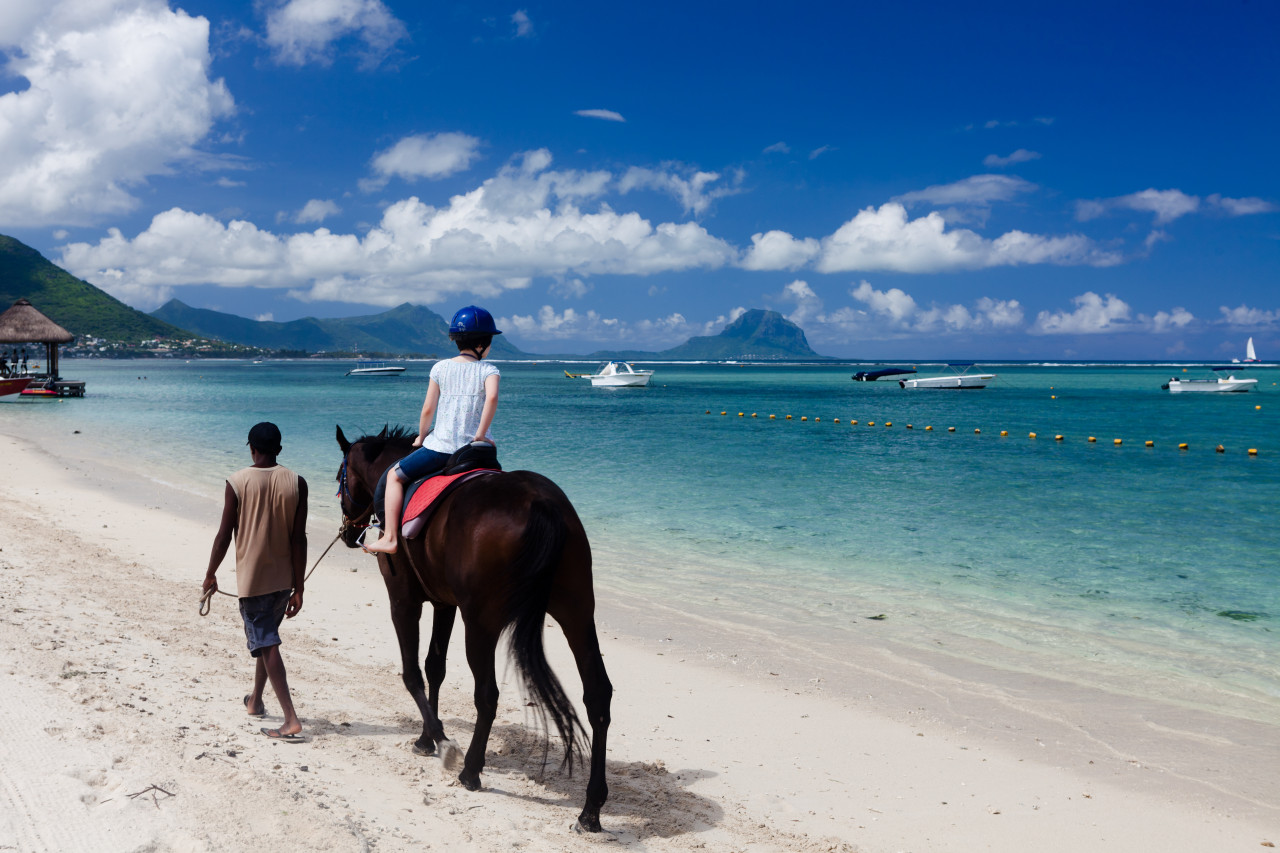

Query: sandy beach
left=1, top=423, right=1277, bottom=852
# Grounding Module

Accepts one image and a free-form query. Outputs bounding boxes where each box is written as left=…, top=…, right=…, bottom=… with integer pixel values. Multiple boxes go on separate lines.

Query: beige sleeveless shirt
left=227, top=465, right=300, bottom=598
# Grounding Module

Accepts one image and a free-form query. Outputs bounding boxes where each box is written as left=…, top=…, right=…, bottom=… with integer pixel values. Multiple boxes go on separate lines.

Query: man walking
left=203, top=422, right=309, bottom=741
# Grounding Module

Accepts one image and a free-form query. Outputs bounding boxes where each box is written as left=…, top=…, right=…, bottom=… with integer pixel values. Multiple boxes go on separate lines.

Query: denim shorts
left=394, top=447, right=452, bottom=482
left=239, top=589, right=291, bottom=657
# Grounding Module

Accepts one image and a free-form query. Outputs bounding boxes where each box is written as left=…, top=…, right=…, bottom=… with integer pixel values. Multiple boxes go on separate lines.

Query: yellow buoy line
left=703, top=409, right=1264, bottom=456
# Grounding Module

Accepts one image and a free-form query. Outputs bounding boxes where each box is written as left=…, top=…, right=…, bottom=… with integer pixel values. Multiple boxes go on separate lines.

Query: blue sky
left=1, top=0, right=1277, bottom=358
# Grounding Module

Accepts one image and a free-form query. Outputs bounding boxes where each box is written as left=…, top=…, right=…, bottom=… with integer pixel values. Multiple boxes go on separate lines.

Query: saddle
left=373, top=442, right=501, bottom=539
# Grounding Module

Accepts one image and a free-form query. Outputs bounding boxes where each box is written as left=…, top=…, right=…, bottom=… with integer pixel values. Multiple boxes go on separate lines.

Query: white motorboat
left=900, top=363, right=995, bottom=389
left=1163, top=367, right=1256, bottom=393
left=567, top=361, right=654, bottom=387
left=347, top=360, right=406, bottom=376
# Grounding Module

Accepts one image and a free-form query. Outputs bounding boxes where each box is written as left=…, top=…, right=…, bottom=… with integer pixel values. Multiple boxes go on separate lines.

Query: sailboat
left=1232, top=337, right=1259, bottom=364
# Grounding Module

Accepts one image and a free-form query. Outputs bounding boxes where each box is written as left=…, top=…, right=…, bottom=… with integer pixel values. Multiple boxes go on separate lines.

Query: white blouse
left=422, top=359, right=499, bottom=453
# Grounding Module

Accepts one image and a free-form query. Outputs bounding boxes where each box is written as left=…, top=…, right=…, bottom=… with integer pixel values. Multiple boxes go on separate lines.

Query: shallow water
left=4, top=359, right=1278, bottom=721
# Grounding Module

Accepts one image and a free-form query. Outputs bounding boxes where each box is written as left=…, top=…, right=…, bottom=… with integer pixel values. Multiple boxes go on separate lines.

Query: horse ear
left=336, top=424, right=351, bottom=453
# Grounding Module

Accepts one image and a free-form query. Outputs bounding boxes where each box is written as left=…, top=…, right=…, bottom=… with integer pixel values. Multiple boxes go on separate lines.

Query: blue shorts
left=394, top=447, right=452, bottom=482
left=239, top=589, right=291, bottom=657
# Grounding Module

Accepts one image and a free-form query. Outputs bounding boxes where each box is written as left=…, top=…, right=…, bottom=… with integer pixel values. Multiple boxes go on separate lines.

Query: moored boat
left=0, top=376, right=32, bottom=397
left=1163, top=367, right=1256, bottom=393
left=900, top=363, right=995, bottom=389
left=346, top=360, right=406, bottom=376
left=568, top=361, right=654, bottom=387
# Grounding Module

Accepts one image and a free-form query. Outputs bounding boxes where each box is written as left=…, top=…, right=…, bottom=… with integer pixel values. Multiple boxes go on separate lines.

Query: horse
left=334, top=425, right=613, bottom=832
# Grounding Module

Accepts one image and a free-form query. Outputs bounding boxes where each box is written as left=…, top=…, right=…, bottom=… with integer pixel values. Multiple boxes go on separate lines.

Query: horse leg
left=458, top=624, right=500, bottom=791
left=425, top=603, right=456, bottom=712
left=389, top=596, right=449, bottom=756
left=556, top=611, right=613, bottom=832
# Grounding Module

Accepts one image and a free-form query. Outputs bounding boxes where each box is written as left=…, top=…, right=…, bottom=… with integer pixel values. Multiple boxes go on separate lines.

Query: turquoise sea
left=4, top=359, right=1279, bottom=723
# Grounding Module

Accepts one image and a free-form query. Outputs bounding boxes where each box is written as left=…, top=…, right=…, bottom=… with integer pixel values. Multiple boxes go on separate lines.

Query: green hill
left=151, top=299, right=530, bottom=357
left=0, top=235, right=187, bottom=341
left=583, top=309, right=827, bottom=360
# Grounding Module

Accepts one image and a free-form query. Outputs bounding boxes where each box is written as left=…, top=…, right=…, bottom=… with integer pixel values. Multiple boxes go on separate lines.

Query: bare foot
left=362, top=533, right=398, bottom=555
left=260, top=726, right=305, bottom=742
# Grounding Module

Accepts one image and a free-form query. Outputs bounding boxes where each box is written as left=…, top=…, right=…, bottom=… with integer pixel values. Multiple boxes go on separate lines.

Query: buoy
left=1088, top=436, right=1097, bottom=443
left=947, top=426, right=955, bottom=432
left=1051, top=395, right=1056, bottom=399
left=1178, top=443, right=1188, bottom=450
left=721, top=411, right=727, bottom=416
left=868, top=421, right=875, bottom=426
left=925, top=425, right=933, bottom=431
left=814, top=417, right=820, bottom=422
left=1256, top=405, right=1262, bottom=410
left=1216, top=445, right=1225, bottom=453
left=833, top=418, right=839, bottom=423
left=1055, top=435, right=1064, bottom=441
left=786, top=415, right=792, bottom=420
left=974, top=428, right=981, bottom=434
left=851, top=420, right=858, bottom=425
left=885, top=421, right=892, bottom=427
left=770, top=414, right=776, bottom=419
left=706, top=410, right=711, bottom=414
left=1248, top=448, right=1258, bottom=456
left=801, top=416, right=808, bottom=421
left=752, top=413, right=757, bottom=418
left=1114, top=438, right=1122, bottom=445
left=1000, top=430, right=1008, bottom=436
left=1145, top=440, right=1154, bottom=447
left=906, top=424, right=913, bottom=429
left=1029, top=432, right=1037, bottom=439
left=738, top=412, right=744, bottom=417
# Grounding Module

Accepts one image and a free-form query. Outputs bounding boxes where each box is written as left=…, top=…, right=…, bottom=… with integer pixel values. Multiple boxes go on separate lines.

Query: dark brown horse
left=334, top=425, right=613, bottom=832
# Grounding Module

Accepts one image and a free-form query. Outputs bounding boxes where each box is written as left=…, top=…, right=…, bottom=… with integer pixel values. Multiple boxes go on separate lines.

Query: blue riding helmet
left=448, top=305, right=503, bottom=337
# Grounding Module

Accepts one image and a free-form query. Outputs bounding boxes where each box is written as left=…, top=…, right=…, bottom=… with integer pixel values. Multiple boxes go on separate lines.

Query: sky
left=0, top=0, right=1277, bottom=359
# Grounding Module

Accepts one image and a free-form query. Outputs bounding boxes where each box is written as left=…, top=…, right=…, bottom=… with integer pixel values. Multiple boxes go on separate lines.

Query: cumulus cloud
left=264, top=0, right=407, bottom=68
left=1031, top=292, right=1133, bottom=334
left=813, top=203, right=1119, bottom=273
left=1076, top=188, right=1200, bottom=225
left=0, top=0, right=234, bottom=226
left=574, top=109, right=625, bottom=122
left=549, top=277, right=592, bottom=298
left=618, top=164, right=743, bottom=215
left=1218, top=304, right=1280, bottom=326
left=1142, top=307, right=1194, bottom=332
left=741, top=230, right=820, bottom=270
left=296, top=199, right=340, bottom=223
left=983, top=149, right=1041, bottom=168
left=499, top=305, right=741, bottom=347
left=363, top=132, right=483, bottom=190
left=57, top=150, right=737, bottom=309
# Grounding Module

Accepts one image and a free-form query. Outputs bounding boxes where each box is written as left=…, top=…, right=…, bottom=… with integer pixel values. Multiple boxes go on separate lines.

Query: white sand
left=0, top=424, right=1276, bottom=852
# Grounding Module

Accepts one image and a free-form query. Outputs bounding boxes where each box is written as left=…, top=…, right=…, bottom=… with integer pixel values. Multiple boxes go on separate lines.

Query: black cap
left=247, top=422, right=282, bottom=455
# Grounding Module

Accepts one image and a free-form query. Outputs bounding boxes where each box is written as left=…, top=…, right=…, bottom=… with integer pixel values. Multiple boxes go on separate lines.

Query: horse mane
left=354, top=424, right=416, bottom=453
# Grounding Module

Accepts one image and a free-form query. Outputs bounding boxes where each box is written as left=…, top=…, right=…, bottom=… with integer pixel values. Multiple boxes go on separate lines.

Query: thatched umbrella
left=0, top=298, right=75, bottom=380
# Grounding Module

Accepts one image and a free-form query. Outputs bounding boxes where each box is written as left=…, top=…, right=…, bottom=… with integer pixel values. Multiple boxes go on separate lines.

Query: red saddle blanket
left=403, top=469, right=499, bottom=530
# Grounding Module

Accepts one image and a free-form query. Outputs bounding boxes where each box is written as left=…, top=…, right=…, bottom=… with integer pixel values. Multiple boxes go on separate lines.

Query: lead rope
left=198, top=531, right=343, bottom=617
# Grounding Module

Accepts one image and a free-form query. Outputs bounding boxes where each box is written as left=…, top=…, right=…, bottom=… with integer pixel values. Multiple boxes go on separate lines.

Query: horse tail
left=507, top=497, right=587, bottom=774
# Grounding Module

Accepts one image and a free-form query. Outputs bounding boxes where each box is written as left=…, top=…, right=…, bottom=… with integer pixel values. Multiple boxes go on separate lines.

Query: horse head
left=335, top=424, right=414, bottom=548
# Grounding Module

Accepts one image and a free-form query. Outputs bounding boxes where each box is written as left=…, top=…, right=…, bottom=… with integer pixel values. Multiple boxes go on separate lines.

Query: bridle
left=336, top=454, right=375, bottom=542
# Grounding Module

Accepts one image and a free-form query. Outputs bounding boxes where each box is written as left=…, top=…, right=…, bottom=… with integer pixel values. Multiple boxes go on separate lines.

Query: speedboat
left=853, top=368, right=916, bottom=382
left=900, top=363, right=995, bottom=389
left=568, top=361, right=654, bottom=387
left=0, top=376, right=32, bottom=397
left=347, top=360, right=406, bottom=376
left=1163, top=367, right=1256, bottom=393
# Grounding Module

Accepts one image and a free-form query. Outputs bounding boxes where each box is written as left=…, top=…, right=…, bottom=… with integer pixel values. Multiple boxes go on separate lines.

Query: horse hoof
left=411, top=740, right=436, bottom=757
left=458, top=771, right=482, bottom=792
left=576, top=812, right=602, bottom=833
left=438, top=738, right=464, bottom=771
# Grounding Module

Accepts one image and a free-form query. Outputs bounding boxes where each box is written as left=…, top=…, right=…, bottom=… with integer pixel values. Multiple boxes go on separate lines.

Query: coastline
left=1, top=423, right=1277, bottom=851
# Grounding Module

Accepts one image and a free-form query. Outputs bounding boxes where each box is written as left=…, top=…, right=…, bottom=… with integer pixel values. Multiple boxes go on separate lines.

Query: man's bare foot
left=362, top=534, right=398, bottom=555
left=260, top=726, right=305, bottom=742
left=244, top=694, right=266, bottom=717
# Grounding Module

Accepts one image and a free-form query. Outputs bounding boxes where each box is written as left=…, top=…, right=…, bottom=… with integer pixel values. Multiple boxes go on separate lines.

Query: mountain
left=0, top=235, right=187, bottom=341
left=582, top=309, right=827, bottom=361
left=151, top=299, right=529, bottom=357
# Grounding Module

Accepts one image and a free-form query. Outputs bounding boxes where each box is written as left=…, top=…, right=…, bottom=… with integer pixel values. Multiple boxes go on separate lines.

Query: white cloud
left=763, top=142, right=790, bottom=154
left=1076, top=188, right=1200, bottom=225
left=364, top=133, right=483, bottom=189
left=983, top=149, right=1041, bottom=168
left=574, top=109, right=625, bottom=122
left=511, top=10, right=533, bottom=37
left=809, top=145, right=835, bottom=160
left=255, top=312, right=274, bottom=322
left=57, top=151, right=737, bottom=309
left=1206, top=194, right=1277, bottom=216
left=499, top=305, right=739, bottom=347
left=1143, top=307, right=1194, bottom=332
left=810, top=203, right=1119, bottom=273
left=1030, top=292, right=1132, bottom=334
left=783, top=281, right=1024, bottom=343
left=216, top=177, right=247, bottom=188
left=296, top=199, right=340, bottom=223
left=549, top=277, right=592, bottom=298
left=1218, top=304, right=1280, bottom=326
left=893, top=174, right=1037, bottom=208
left=779, top=279, right=822, bottom=328
left=0, top=0, right=234, bottom=226
left=618, top=164, right=742, bottom=215
left=741, top=230, right=820, bottom=270
left=264, top=0, right=407, bottom=68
